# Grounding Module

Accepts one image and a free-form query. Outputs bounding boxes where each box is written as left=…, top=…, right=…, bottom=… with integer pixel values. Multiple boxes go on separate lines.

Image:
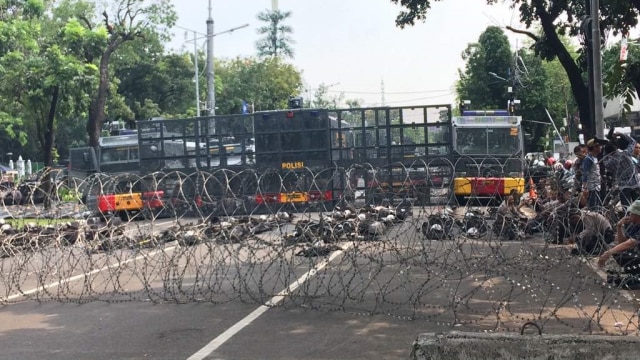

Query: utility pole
left=206, top=0, right=215, bottom=116
left=193, top=31, right=200, bottom=117
left=591, top=0, right=604, bottom=138
left=582, top=0, right=595, bottom=138
left=204, top=1, right=248, bottom=118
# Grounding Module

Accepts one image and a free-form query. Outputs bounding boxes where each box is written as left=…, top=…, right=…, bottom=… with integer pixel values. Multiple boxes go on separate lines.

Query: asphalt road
left=0, top=207, right=638, bottom=360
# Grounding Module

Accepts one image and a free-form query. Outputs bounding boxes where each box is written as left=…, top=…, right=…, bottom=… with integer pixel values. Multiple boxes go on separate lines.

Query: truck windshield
left=454, top=127, right=520, bottom=155
left=101, top=146, right=138, bottom=163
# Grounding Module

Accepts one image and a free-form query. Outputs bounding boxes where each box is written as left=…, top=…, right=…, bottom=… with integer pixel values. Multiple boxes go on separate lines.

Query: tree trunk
left=43, top=85, right=59, bottom=210
left=87, top=43, right=117, bottom=148
left=536, top=5, right=594, bottom=139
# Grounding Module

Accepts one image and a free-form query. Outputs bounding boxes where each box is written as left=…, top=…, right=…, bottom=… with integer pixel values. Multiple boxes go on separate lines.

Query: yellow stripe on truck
left=454, top=177, right=525, bottom=196
left=454, top=177, right=473, bottom=196
left=504, top=178, right=525, bottom=195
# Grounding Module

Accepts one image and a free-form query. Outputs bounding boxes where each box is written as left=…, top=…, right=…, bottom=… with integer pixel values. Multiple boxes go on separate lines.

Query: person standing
left=582, top=139, right=602, bottom=210
left=572, top=144, right=587, bottom=195
left=634, top=142, right=640, bottom=162
left=632, top=141, right=640, bottom=179
left=602, top=132, right=640, bottom=209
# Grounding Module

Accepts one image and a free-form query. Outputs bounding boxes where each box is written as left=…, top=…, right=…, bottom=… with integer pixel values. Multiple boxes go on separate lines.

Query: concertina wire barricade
left=0, top=155, right=639, bottom=336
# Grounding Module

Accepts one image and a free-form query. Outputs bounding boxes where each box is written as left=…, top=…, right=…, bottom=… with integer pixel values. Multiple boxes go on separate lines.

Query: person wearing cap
left=597, top=199, right=640, bottom=268
left=581, top=139, right=602, bottom=210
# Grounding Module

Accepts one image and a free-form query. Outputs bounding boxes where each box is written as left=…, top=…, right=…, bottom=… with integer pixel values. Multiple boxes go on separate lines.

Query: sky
left=166, top=0, right=530, bottom=108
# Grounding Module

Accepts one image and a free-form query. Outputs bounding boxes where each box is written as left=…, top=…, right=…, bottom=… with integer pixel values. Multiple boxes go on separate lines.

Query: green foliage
left=255, top=9, right=295, bottom=59
left=6, top=217, right=75, bottom=228
left=456, top=25, right=575, bottom=152
left=456, top=26, right=512, bottom=109
left=114, top=46, right=196, bottom=119
left=345, top=99, right=364, bottom=108
left=309, top=83, right=343, bottom=109
left=603, top=38, right=640, bottom=124
left=0, top=0, right=45, bottom=20
left=134, top=98, right=162, bottom=119
left=61, top=18, right=108, bottom=61
left=391, top=0, right=640, bottom=139
left=215, top=56, right=303, bottom=113
left=58, top=186, right=80, bottom=202
left=85, top=0, right=177, bottom=147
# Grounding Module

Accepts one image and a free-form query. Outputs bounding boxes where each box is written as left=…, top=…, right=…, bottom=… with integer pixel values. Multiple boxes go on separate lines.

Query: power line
left=378, top=92, right=455, bottom=105
left=326, top=88, right=452, bottom=95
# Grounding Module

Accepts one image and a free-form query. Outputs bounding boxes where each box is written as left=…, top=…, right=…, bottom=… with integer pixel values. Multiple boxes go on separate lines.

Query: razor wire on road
left=0, top=159, right=639, bottom=337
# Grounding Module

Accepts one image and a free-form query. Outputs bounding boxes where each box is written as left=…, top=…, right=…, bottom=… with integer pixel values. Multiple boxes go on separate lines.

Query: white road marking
left=1, top=219, right=177, bottom=302
left=187, top=242, right=354, bottom=360
left=1, top=244, right=177, bottom=303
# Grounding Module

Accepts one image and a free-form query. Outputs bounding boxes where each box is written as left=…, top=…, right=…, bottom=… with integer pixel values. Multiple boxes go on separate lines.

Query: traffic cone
left=528, top=178, right=538, bottom=200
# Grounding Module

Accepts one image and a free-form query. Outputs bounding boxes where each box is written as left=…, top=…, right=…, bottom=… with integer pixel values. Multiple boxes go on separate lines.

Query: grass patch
left=4, top=218, right=75, bottom=228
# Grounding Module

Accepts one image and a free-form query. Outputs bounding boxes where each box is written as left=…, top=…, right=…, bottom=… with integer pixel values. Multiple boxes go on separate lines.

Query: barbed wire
left=0, top=159, right=638, bottom=335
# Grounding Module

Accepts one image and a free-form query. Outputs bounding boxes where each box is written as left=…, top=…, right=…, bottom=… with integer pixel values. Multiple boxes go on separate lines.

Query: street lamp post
left=207, top=0, right=214, bottom=116
left=177, top=26, right=204, bottom=117
left=176, top=19, right=248, bottom=118
left=193, top=31, right=201, bottom=117
left=205, top=8, right=248, bottom=116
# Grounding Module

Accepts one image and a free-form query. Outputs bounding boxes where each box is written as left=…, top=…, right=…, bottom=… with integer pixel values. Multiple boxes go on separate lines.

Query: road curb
left=411, top=331, right=640, bottom=359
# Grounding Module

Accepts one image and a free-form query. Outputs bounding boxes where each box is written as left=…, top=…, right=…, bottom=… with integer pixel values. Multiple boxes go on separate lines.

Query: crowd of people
left=495, top=129, right=640, bottom=288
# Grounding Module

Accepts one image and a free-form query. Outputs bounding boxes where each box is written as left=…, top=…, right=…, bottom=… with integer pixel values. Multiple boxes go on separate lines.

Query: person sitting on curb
left=598, top=199, right=640, bottom=272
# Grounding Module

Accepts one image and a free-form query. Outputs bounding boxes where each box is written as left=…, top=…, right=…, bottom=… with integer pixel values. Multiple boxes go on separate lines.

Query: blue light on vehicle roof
left=454, top=116, right=519, bottom=125
left=262, top=114, right=270, bottom=120
left=310, top=111, right=319, bottom=117
left=462, top=110, right=509, bottom=116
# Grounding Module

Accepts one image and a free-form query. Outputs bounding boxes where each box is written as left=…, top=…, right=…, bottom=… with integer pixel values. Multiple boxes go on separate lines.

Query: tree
left=309, top=83, right=343, bottom=109
left=456, top=26, right=557, bottom=152
left=517, top=49, right=555, bottom=152
left=0, top=0, right=44, bottom=160
left=0, top=0, right=98, bottom=163
left=255, top=9, right=295, bottom=59
left=0, top=0, right=101, bottom=208
left=215, top=56, right=303, bottom=113
left=345, top=99, right=364, bottom=109
left=390, top=0, right=640, bottom=139
left=114, top=41, right=197, bottom=119
left=83, top=0, right=177, bottom=147
left=603, top=37, right=640, bottom=123
left=456, top=26, right=513, bottom=109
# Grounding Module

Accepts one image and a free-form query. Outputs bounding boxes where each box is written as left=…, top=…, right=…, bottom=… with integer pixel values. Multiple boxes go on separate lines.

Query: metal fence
left=0, top=160, right=638, bottom=337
